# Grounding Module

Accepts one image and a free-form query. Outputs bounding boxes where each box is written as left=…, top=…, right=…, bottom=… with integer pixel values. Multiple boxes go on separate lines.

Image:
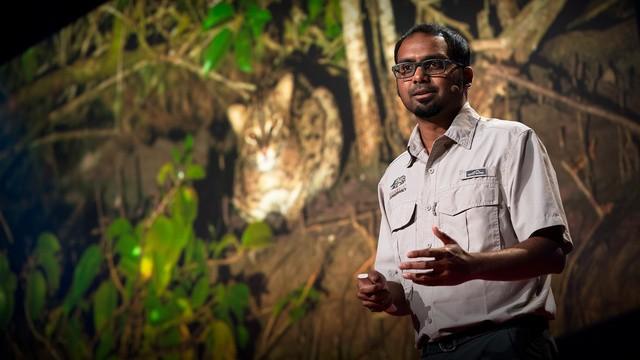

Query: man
left=356, top=23, right=573, bottom=359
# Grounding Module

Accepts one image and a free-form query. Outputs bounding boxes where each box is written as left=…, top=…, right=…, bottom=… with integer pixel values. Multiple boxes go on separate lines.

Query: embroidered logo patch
left=464, top=168, right=487, bottom=179
left=389, top=187, right=406, bottom=200
left=391, top=175, right=406, bottom=189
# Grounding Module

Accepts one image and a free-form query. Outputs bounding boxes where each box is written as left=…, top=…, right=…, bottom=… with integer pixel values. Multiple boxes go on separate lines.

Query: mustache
left=409, top=85, right=438, bottom=96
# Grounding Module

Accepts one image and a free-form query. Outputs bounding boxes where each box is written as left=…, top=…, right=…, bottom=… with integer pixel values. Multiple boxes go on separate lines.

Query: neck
left=416, top=102, right=463, bottom=154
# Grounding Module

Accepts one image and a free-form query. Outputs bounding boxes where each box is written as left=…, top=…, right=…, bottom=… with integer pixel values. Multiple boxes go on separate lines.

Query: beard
left=413, top=101, right=442, bottom=118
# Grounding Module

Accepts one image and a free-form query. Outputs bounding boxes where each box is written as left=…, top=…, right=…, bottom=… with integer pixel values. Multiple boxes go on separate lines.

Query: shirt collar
left=406, top=102, right=480, bottom=160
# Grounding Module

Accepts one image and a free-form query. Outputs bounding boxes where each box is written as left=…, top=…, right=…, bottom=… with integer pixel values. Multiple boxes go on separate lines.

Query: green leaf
left=236, top=324, right=249, bottom=349
left=93, top=281, right=118, bottom=332
left=143, top=216, right=190, bottom=294
left=203, top=2, right=235, bottom=29
left=36, top=232, right=61, bottom=254
left=235, top=26, right=253, bottom=73
left=226, top=283, right=250, bottom=320
left=202, top=28, right=233, bottom=74
left=308, top=0, right=323, bottom=21
left=185, top=164, right=206, bottom=180
left=0, top=254, right=11, bottom=282
left=324, top=0, right=342, bottom=39
left=170, top=186, right=198, bottom=225
left=245, top=4, right=272, bottom=38
left=206, top=320, right=236, bottom=360
left=106, top=218, right=133, bottom=240
left=96, top=331, right=115, bottom=360
left=63, top=245, right=103, bottom=313
left=240, top=221, right=272, bottom=249
left=156, top=162, right=175, bottom=186
left=183, top=134, right=194, bottom=154
left=191, top=276, right=210, bottom=308
left=26, top=270, right=47, bottom=320
left=289, top=305, right=306, bottom=321
left=115, top=233, right=139, bottom=259
left=212, top=233, right=238, bottom=258
left=37, top=252, right=61, bottom=294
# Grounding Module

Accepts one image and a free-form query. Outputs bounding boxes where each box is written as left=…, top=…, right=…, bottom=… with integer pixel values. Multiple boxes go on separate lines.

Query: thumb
left=432, top=226, right=457, bottom=246
left=368, top=270, right=386, bottom=285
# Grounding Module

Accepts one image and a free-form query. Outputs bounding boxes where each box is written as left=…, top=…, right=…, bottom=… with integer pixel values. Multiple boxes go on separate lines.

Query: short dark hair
left=394, top=23, right=470, bottom=67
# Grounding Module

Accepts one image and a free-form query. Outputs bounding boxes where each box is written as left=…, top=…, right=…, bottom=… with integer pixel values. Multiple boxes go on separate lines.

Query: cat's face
left=227, top=74, right=294, bottom=172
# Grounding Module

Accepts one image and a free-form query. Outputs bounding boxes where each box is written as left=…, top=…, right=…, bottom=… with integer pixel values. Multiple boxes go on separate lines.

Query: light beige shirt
left=374, top=103, right=573, bottom=343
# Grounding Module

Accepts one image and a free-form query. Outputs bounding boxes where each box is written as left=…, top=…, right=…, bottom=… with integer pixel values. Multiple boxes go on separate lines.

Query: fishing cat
left=227, top=72, right=342, bottom=222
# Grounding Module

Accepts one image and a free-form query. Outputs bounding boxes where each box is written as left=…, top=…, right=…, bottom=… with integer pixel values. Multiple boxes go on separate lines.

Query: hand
left=399, top=226, right=476, bottom=286
left=356, top=271, right=394, bottom=312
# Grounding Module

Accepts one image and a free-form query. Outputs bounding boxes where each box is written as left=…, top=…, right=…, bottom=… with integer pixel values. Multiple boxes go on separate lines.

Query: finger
left=407, top=248, right=448, bottom=259
left=432, top=226, right=458, bottom=246
left=358, top=283, right=386, bottom=294
left=361, top=300, right=386, bottom=312
left=402, top=271, right=447, bottom=286
left=399, top=259, right=437, bottom=270
left=367, top=270, right=385, bottom=285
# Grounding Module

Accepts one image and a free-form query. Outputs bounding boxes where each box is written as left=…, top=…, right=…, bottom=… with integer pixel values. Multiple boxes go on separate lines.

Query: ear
left=227, top=104, right=247, bottom=135
left=463, top=66, right=474, bottom=88
left=273, top=73, right=294, bottom=109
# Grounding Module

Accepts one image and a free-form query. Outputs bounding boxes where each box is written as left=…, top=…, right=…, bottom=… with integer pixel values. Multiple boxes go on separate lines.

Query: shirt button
left=426, top=205, right=432, bottom=211
left=428, top=168, right=435, bottom=174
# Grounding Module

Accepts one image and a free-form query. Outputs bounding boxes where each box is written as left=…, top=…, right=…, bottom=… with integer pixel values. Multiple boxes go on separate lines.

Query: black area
left=0, top=0, right=108, bottom=64
left=556, top=308, right=640, bottom=359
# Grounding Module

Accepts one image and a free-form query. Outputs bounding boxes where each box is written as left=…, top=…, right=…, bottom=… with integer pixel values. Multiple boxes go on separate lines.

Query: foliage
left=201, top=0, right=273, bottom=74
left=0, top=135, right=322, bottom=358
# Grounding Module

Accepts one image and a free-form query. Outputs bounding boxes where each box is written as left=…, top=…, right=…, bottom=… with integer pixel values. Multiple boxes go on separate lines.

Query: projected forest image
left=0, top=0, right=638, bottom=358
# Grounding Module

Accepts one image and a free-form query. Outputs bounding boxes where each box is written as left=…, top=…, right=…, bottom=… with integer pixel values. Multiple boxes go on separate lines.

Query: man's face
left=395, top=32, right=463, bottom=119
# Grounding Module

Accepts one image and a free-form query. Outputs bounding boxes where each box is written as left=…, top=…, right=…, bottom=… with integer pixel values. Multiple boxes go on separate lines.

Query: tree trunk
left=340, top=0, right=383, bottom=168
left=378, top=0, right=414, bottom=143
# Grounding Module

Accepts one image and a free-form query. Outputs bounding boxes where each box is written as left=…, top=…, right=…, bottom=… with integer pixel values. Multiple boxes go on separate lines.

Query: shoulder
left=476, top=116, right=532, bottom=136
left=379, top=151, right=411, bottom=189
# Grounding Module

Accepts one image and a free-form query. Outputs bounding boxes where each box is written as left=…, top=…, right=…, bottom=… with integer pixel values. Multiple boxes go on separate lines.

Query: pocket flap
left=390, top=203, right=417, bottom=232
left=438, top=184, right=498, bottom=216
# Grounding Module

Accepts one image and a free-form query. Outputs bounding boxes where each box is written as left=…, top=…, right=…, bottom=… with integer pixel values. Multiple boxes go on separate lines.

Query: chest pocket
left=437, top=182, right=500, bottom=252
left=390, top=203, right=417, bottom=262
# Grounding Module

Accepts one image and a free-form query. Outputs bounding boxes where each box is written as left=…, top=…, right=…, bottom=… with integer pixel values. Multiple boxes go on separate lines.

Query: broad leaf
left=106, top=218, right=132, bottom=240
left=35, top=232, right=61, bottom=254
left=206, top=320, right=236, bottom=360
left=308, top=0, right=323, bottom=21
left=26, top=270, right=46, bottom=320
left=93, top=281, right=118, bottom=332
left=245, top=4, right=272, bottom=38
left=203, top=2, right=235, bottom=29
left=185, top=164, right=205, bottom=180
left=63, top=245, right=103, bottom=313
left=170, top=186, right=198, bottom=226
left=202, top=28, right=233, bottom=74
left=241, top=221, right=272, bottom=249
left=235, top=27, right=253, bottom=73
left=37, top=252, right=61, bottom=294
left=0, top=272, right=16, bottom=329
left=191, top=276, right=210, bottom=308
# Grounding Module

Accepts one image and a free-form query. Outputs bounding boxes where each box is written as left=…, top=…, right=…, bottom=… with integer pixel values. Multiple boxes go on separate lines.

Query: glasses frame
left=391, top=58, right=464, bottom=79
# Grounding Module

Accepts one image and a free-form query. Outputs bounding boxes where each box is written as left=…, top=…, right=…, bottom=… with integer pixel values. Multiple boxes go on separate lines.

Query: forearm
left=471, top=235, right=566, bottom=281
left=384, top=281, right=412, bottom=316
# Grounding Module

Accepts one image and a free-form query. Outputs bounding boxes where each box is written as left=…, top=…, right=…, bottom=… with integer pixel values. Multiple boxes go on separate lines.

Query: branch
left=30, top=128, right=118, bottom=148
left=488, top=65, right=640, bottom=135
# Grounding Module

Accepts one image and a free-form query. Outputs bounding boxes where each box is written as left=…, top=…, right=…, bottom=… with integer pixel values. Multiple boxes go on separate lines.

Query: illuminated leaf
left=212, top=233, right=238, bottom=258
left=93, top=281, right=118, bottom=332
left=203, top=2, right=235, bottom=29
left=156, top=162, right=175, bottom=186
left=170, top=187, right=198, bottom=225
left=235, top=26, right=253, bottom=73
left=206, top=320, right=236, bottom=360
left=106, top=218, right=132, bottom=240
left=63, top=245, right=103, bottom=313
left=245, top=4, right=272, bottom=38
left=202, top=28, right=233, bottom=74
left=26, top=270, right=46, bottom=320
left=185, top=164, right=205, bottom=180
left=240, top=221, right=272, bottom=249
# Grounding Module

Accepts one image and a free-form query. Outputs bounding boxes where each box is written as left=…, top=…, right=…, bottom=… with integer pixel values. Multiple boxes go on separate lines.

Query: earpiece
left=450, top=85, right=460, bottom=93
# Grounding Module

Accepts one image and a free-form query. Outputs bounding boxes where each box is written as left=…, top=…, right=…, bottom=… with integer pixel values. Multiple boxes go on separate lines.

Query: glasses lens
left=423, top=59, right=446, bottom=75
left=393, top=63, right=416, bottom=78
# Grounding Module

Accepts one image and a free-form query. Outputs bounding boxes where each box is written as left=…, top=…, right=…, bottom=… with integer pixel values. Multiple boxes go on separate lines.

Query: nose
left=412, top=65, right=430, bottom=83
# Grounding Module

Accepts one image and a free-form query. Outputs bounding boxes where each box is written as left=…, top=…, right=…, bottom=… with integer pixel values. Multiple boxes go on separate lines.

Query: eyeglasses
left=391, top=59, right=463, bottom=79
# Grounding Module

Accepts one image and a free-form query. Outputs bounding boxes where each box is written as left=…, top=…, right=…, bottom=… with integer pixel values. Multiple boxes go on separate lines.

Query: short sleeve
left=505, top=130, right=573, bottom=253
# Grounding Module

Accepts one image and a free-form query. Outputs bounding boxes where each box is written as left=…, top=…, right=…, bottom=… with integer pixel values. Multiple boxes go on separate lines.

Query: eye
left=399, top=63, right=415, bottom=74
